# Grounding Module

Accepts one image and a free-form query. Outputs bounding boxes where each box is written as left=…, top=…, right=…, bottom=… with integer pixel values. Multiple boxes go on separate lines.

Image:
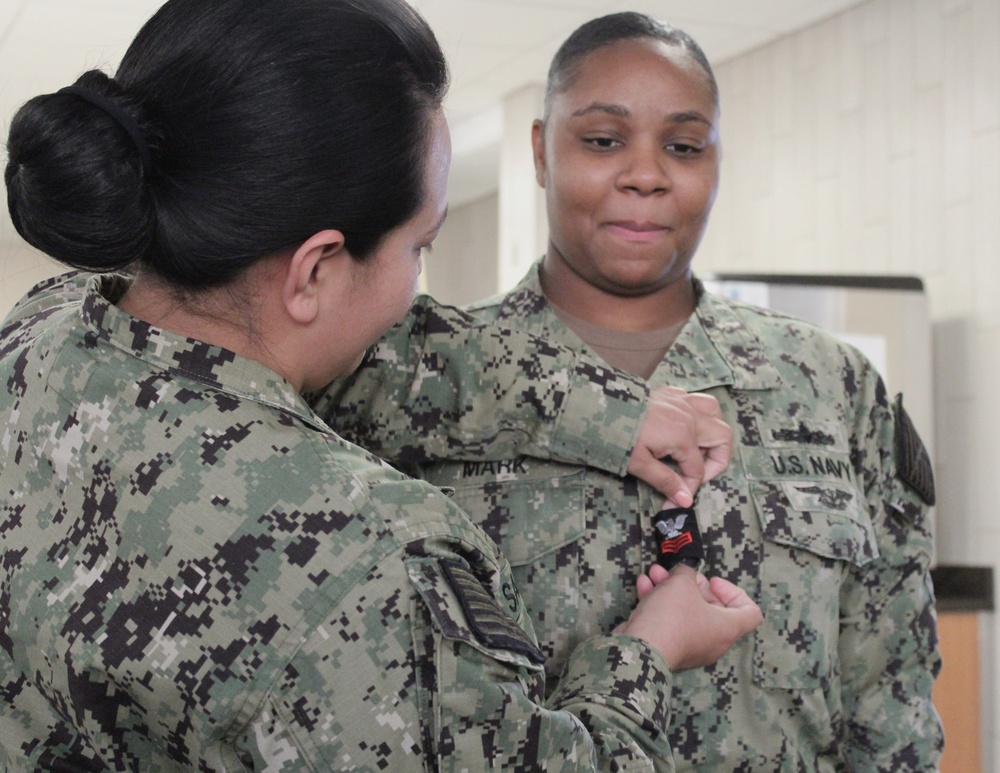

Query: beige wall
left=704, top=0, right=1000, bottom=567
left=424, top=192, right=500, bottom=307
left=702, top=3, right=999, bottom=762
left=1, top=243, right=64, bottom=312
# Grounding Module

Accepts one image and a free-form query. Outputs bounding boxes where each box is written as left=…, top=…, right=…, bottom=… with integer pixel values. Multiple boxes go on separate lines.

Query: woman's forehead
left=553, top=39, right=716, bottom=110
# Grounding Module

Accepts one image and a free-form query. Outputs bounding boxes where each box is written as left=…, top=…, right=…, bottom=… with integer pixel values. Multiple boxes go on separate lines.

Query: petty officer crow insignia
left=653, top=507, right=704, bottom=570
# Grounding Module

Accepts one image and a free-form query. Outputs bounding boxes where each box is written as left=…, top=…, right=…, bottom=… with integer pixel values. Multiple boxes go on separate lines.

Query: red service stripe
left=660, top=533, right=694, bottom=554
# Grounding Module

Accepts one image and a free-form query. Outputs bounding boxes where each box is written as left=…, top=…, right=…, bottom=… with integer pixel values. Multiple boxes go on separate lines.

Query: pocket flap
left=750, top=480, right=878, bottom=567
left=448, top=471, right=586, bottom=566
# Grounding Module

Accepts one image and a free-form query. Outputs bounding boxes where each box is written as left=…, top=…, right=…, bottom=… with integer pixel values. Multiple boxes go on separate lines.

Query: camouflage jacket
left=328, top=262, right=944, bottom=773
left=0, top=272, right=677, bottom=771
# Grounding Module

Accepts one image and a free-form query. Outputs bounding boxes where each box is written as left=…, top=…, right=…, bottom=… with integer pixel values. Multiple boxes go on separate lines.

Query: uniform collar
left=80, top=274, right=325, bottom=428
left=489, top=260, right=781, bottom=392
left=679, top=285, right=782, bottom=392
left=487, top=262, right=574, bottom=340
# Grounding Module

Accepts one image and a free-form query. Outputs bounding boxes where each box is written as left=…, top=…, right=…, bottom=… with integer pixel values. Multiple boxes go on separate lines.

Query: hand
left=626, top=387, right=733, bottom=507
left=619, top=564, right=762, bottom=671
left=635, top=564, right=727, bottom=607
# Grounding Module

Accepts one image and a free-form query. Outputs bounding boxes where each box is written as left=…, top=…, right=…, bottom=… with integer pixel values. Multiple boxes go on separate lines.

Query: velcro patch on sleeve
left=440, top=558, right=545, bottom=664
left=893, top=393, right=936, bottom=506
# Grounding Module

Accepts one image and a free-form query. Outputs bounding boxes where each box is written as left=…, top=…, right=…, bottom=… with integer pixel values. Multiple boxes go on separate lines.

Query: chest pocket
left=745, top=445, right=878, bottom=691
left=433, top=464, right=586, bottom=675
left=433, top=465, right=586, bottom=567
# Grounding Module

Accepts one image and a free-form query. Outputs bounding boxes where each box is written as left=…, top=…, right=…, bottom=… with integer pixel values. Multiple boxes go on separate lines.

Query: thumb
left=627, top=451, right=694, bottom=508
left=708, top=576, right=764, bottom=632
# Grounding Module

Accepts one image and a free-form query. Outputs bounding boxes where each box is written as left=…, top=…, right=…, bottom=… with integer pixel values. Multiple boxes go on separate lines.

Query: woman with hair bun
left=0, top=0, right=760, bottom=769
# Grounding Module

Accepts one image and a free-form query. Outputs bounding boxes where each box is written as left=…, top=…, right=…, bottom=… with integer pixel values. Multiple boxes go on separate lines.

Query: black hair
left=544, top=12, right=718, bottom=119
left=4, top=0, right=449, bottom=289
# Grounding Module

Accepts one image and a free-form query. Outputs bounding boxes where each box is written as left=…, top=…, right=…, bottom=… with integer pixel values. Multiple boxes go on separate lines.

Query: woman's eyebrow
left=427, top=207, right=449, bottom=239
left=570, top=103, right=713, bottom=128
left=571, top=102, right=629, bottom=118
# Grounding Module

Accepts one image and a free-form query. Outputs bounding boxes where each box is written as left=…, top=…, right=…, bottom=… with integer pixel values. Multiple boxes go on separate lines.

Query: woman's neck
left=539, top=253, right=697, bottom=332
left=117, top=270, right=297, bottom=387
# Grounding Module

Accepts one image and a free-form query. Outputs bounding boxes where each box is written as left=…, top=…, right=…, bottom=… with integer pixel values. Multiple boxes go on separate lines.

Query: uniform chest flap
left=740, top=425, right=878, bottom=567
left=441, top=462, right=587, bottom=567
left=741, top=420, right=879, bottom=691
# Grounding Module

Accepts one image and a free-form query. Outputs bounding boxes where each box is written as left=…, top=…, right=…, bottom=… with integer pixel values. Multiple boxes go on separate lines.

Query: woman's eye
left=667, top=142, right=702, bottom=156
left=584, top=136, right=620, bottom=150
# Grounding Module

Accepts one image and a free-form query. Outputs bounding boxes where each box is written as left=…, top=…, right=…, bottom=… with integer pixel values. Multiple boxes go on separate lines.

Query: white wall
left=424, top=192, right=500, bottom=307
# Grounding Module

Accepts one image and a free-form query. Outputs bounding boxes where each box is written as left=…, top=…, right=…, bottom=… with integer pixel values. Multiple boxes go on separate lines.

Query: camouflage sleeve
left=309, top=295, right=649, bottom=476
left=838, top=365, right=943, bottom=771
left=0, top=271, right=89, bottom=343
left=234, top=540, right=674, bottom=771
left=547, top=635, right=675, bottom=770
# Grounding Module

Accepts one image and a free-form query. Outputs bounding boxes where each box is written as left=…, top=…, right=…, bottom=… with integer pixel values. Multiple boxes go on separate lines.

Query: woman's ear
left=283, top=229, right=347, bottom=324
left=531, top=119, right=547, bottom=188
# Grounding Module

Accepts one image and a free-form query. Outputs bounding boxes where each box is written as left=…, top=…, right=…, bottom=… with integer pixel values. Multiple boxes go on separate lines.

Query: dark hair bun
left=4, top=70, right=155, bottom=273
left=5, top=0, right=448, bottom=290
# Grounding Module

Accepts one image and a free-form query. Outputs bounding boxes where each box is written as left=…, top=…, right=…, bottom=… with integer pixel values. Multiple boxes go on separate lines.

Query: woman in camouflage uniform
left=0, top=0, right=762, bottom=769
left=329, top=12, right=944, bottom=773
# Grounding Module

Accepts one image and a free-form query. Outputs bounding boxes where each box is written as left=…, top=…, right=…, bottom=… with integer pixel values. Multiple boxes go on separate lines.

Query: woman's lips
left=605, top=221, right=671, bottom=243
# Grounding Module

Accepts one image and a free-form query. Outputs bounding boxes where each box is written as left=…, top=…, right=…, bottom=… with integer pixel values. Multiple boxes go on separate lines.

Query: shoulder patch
left=893, top=393, right=935, bottom=506
left=440, top=559, right=545, bottom=664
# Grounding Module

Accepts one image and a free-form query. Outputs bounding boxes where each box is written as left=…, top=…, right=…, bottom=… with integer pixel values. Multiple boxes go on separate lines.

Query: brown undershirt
left=548, top=300, right=686, bottom=380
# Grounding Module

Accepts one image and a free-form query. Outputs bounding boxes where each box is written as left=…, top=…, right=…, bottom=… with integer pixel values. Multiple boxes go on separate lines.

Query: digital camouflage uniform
left=328, top=261, right=944, bottom=773
left=0, top=272, right=679, bottom=771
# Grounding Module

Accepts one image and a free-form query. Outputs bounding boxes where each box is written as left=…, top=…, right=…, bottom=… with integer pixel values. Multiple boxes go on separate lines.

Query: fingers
left=636, top=563, right=671, bottom=600
left=636, top=573, right=654, bottom=599
left=627, top=453, right=694, bottom=507
left=627, top=387, right=732, bottom=501
left=673, top=566, right=725, bottom=607
left=683, top=393, right=732, bottom=482
left=683, top=392, right=722, bottom=420
left=622, top=568, right=763, bottom=671
left=668, top=390, right=731, bottom=484
left=708, top=576, right=763, bottom=612
left=648, top=564, right=670, bottom=584
left=707, top=576, right=764, bottom=635
left=722, top=603, right=764, bottom=640
left=701, top=442, right=732, bottom=484
left=662, top=441, right=706, bottom=505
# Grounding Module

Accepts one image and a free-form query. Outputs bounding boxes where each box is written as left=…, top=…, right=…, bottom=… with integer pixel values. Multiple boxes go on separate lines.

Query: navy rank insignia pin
left=653, top=506, right=704, bottom=570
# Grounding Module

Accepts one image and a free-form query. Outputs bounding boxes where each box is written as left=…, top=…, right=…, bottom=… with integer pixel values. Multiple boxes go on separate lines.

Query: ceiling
left=0, top=0, right=867, bottom=215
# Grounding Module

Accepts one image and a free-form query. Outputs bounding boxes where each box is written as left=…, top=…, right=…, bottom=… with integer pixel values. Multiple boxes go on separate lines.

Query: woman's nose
left=616, top=146, right=671, bottom=195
